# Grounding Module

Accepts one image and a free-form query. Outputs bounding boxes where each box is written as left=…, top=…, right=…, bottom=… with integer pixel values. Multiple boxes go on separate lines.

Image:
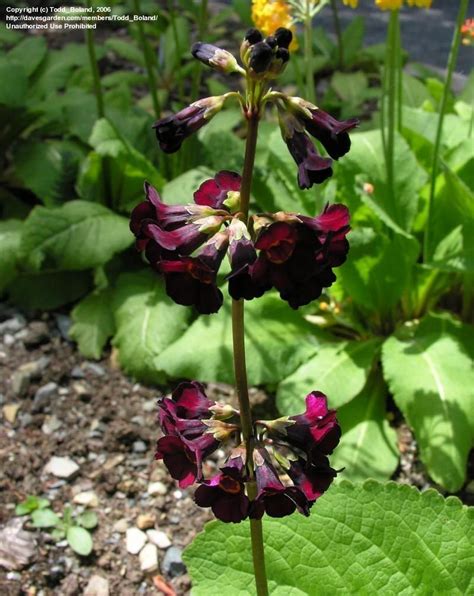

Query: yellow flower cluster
left=342, top=0, right=359, bottom=7
left=251, top=0, right=298, bottom=49
left=375, top=0, right=432, bottom=8
left=406, top=0, right=432, bottom=6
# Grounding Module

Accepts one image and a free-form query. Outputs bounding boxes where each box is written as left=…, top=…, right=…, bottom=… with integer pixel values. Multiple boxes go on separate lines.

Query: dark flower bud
left=287, top=454, right=338, bottom=503
left=191, top=42, right=243, bottom=74
left=194, top=170, right=241, bottom=211
left=275, top=47, right=290, bottom=63
left=249, top=41, right=273, bottom=74
left=275, top=27, right=293, bottom=49
left=265, top=35, right=278, bottom=49
left=244, top=28, right=263, bottom=44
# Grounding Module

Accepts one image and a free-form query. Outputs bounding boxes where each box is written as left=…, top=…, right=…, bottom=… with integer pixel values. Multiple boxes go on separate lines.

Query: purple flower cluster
left=130, top=173, right=350, bottom=313
left=156, top=383, right=340, bottom=522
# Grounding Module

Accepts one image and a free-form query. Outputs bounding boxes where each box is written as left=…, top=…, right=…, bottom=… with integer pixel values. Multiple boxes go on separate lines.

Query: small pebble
left=146, top=530, right=171, bottom=549
left=3, top=403, right=20, bottom=424
left=83, top=362, right=105, bottom=376
left=147, top=482, right=167, bottom=496
left=73, top=491, right=99, bottom=508
left=41, top=415, right=62, bottom=435
left=32, top=382, right=58, bottom=413
left=162, top=546, right=186, bottom=578
left=133, top=440, right=147, bottom=454
left=126, top=528, right=147, bottom=555
left=3, top=334, right=15, bottom=346
left=173, top=490, right=183, bottom=500
left=71, top=366, right=85, bottom=379
left=136, top=514, right=155, bottom=530
left=55, top=314, right=72, bottom=341
left=22, top=321, right=49, bottom=348
left=84, top=574, right=109, bottom=596
left=44, top=456, right=79, bottom=479
left=0, top=314, right=26, bottom=335
left=142, top=399, right=156, bottom=413
left=139, top=543, right=158, bottom=573
left=113, top=519, right=128, bottom=533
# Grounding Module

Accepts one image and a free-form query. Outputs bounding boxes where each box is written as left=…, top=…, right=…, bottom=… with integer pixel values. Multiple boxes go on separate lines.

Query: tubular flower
left=251, top=0, right=298, bottom=50
left=375, top=0, right=403, bottom=9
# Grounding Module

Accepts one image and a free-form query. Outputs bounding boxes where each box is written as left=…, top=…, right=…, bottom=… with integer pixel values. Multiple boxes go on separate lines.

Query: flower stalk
left=424, top=0, right=468, bottom=262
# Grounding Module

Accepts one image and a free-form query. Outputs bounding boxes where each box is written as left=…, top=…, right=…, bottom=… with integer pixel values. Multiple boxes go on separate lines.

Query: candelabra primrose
left=130, top=27, right=358, bottom=595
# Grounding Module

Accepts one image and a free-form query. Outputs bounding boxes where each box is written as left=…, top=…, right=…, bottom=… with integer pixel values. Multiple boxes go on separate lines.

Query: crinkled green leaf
left=0, top=57, right=27, bottom=106
left=382, top=312, right=474, bottom=492
left=155, top=293, right=324, bottom=386
left=277, top=338, right=380, bottom=413
left=332, top=373, right=398, bottom=482
left=70, top=288, right=115, bottom=359
left=184, top=481, right=474, bottom=595
left=112, top=270, right=190, bottom=383
left=20, top=201, right=132, bottom=271
left=0, top=219, right=21, bottom=293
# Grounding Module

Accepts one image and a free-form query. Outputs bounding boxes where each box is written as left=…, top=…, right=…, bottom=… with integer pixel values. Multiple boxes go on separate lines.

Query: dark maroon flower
left=155, top=434, right=216, bottom=488
left=158, top=231, right=229, bottom=314
left=254, top=221, right=297, bottom=263
left=158, top=381, right=214, bottom=435
left=287, top=453, right=338, bottom=503
left=194, top=170, right=241, bottom=211
left=194, top=450, right=249, bottom=523
left=284, top=391, right=341, bottom=454
left=279, top=108, right=333, bottom=189
left=153, top=96, right=225, bottom=153
left=144, top=218, right=218, bottom=256
left=227, top=218, right=257, bottom=286
left=249, top=448, right=310, bottom=519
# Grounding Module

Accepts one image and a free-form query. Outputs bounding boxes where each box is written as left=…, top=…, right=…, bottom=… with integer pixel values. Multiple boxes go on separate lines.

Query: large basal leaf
left=277, top=338, right=380, bottom=413
left=0, top=219, right=21, bottom=293
left=382, top=312, right=474, bottom=492
left=7, top=271, right=91, bottom=311
left=339, top=228, right=419, bottom=314
left=8, top=36, right=47, bottom=77
left=112, top=270, right=190, bottom=383
left=338, top=129, right=427, bottom=233
left=155, top=293, right=323, bottom=386
left=20, top=201, right=133, bottom=271
left=0, top=57, right=27, bottom=106
left=70, top=288, right=115, bottom=360
left=184, top=481, right=473, bottom=595
left=332, top=373, right=398, bottom=482
left=402, top=107, right=468, bottom=153
left=161, top=166, right=214, bottom=206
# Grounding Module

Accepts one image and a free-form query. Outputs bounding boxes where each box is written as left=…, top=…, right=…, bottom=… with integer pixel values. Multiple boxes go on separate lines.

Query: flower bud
left=191, top=42, right=243, bottom=74
left=240, top=28, right=263, bottom=65
left=275, top=27, right=293, bottom=49
left=209, top=402, right=239, bottom=420
left=202, top=419, right=240, bottom=441
left=249, top=41, right=273, bottom=74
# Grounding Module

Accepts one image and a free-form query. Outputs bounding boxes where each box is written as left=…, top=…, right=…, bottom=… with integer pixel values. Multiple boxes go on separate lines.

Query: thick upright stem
left=424, top=0, right=468, bottom=262
left=231, top=114, right=268, bottom=596
left=386, top=10, right=398, bottom=211
left=304, top=1, right=316, bottom=103
left=85, top=2, right=112, bottom=207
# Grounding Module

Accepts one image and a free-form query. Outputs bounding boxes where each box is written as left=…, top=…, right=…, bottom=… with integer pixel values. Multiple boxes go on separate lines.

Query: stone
left=3, top=334, right=15, bottom=346
left=45, top=456, right=80, bottom=479
left=146, top=530, right=171, bottom=549
left=126, top=528, right=147, bottom=555
left=0, top=519, right=37, bottom=570
left=71, top=366, right=85, bottom=379
left=83, top=362, right=105, bottom=376
left=113, top=519, right=128, bottom=533
left=3, top=403, right=20, bottom=424
left=0, top=314, right=26, bottom=335
left=136, top=514, right=155, bottom=530
left=132, top=440, right=147, bottom=453
left=55, top=314, right=72, bottom=341
left=162, top=546, right=186, bottom=578
left=142, top=399, right=156, bottom=413
left=22, top=321, right=50, bottom=348
left=84, top=574, right=109, bottom=596
left=32, top=382, right=58, bottom=412
left=147, top=482, right=167, bottom=496
left=73, top=491, right=99, bottom=508
left=139, top=543, right=158, bottom=573
left=73, top=381, right=92, bottom=402
left=42, top=415, right=62, bottom=435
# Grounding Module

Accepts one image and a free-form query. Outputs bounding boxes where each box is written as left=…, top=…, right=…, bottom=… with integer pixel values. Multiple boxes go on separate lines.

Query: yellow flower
left=342, top=0, right=358, bottom=7
left=375, top=0, right=403, bottom=9
left=251, top=0, right=298, bottom=49
left=406, top=0, right=432, bottom=6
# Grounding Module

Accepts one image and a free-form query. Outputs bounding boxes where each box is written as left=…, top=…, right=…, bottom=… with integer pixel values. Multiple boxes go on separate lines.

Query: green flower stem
left=304, top=0, right=316, bottom=103
left=231, top=113, right=268, bottom=596
left=85, top=2, right=112, bottom=208
left=330, top=0, right=344, bottom=70
left=191, top=0, right=208, bottom=100
left=395, top=14, right=403, bottom=132
left=424, top=0, right=468, bottom=262
left=133, top=0, right=161, bottom=119
left=385, top=10, right=399, bottom=209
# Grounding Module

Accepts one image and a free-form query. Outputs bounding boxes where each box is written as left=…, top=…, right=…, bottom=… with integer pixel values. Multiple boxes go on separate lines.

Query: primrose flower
left=342, top=0, right=358, bottom=7
left=406, top=0, right=432, bottom=6
left=375, top=0, right=403, bottom=9
left=461, top=18, right=474, bottom=45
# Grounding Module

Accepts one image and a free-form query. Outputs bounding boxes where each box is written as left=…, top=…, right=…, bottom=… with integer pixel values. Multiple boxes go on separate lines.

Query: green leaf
left=401, top=73, right=434, bottom=108
left=382, top=312, right=474, bottom=492
left=67, top=526, right=93, bottom=556
left=104, top=38, right=145, bottom=66
left=277, top=338, right=380, bottom=413
left=21, top=201, right=133, bottom=271
left=70, top=289, right=115, bottom=359
left=184, top=481, right=473, bottom=595
left=332, top=373, right=398, bottom=482
left=341, top=17, right=364, bottom=66
left=112, top=270, right=190, bottom=383
left=161, top=166, right=214, bottom=206
left=0, top=57, right=27, bottom=106
left=76, top=511, right=98, bottom=529
left=8, top=36, right=47, bottom=77
left=339, top=129, right=427, bottom=232
left=31, top=509, right=60, bottom=528
left=7, top=271, right=91, bottom=311
left=331, top=71, right=368, bottom=113
left=156, top=293, right=323, bottom=386
left=339, top=229, right=419, bottom=314
left=15, top=496, right=49, bottom=516
left=0, top=220, right=21, bottom=293
left=402, top=107, right=467, bottom=152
